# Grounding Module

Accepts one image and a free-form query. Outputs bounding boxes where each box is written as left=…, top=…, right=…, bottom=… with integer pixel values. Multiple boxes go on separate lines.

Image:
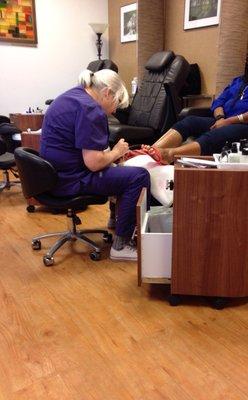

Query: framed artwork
left=184, top=0, right=221, bottom=30
left=0, top=0, right=37, bottom=44
left=120, top=3, right=137, bottom=43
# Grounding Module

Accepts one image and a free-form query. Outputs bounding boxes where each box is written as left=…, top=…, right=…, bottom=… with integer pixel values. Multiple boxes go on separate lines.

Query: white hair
left=78, top=69, right=129, bottom=109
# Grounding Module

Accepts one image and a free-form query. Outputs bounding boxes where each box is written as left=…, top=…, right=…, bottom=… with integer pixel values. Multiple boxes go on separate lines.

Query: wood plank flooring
left=0, top=180, right=248, bottom=399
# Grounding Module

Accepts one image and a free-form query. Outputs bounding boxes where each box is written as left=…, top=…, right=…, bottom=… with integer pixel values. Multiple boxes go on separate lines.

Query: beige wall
left=109, top=0, right=248, bottom=98
left=109, top=0, right=219, bottom=94
left=108, top=0, right=137, bottom=93
left=137, top=0, right=164, bottom=82
left=164, top=0, right=219, bottom=95
left=215, top=0, right=248, bottom=94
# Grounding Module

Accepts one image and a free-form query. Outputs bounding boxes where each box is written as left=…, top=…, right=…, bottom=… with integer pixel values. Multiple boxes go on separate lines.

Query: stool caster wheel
left=103, top=233, right=113, bottom=243
left=211, top=297, right=228, bottom=310
left=90, top=252, right=101, bottom=261
left=43, top=255, right=54, bottom=267
left=168, top=294, right=182, bottom=306
left=27, top=205, right=35, bottom=213
left=32, top=239, right=41, bottom=250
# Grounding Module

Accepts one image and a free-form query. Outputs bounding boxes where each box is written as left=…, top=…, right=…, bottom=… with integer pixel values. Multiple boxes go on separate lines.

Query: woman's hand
left=112, top=138, right=129, bottom=158
left=82, top=139, right=129, bottom=171
left=210, top=118, right=231, bottom=130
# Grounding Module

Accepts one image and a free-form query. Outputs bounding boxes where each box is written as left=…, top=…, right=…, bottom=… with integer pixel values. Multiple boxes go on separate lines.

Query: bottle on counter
left=240, top=148, right=248, bottom=163
left=231, top=142, right=239, bottom=153
left=220, top=141, right=231, bottom=162
left=227, top=142, right=240, bottom=163
left=239, top=139, right=248, bottom=153
left=131, top=77, right=138, bottom=96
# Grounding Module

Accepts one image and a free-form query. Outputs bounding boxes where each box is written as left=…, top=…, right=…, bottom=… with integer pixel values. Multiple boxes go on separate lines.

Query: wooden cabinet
left=9, top=113, right=44, bottom=131
left=137, top=162, right=248, bottom=299
left=21, top=131, right=41, bottom=152
left=172, top=163, right=248, bottom=298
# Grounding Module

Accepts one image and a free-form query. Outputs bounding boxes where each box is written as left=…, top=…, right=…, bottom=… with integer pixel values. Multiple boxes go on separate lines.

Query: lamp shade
left=89, top=23, right=108, bottom=34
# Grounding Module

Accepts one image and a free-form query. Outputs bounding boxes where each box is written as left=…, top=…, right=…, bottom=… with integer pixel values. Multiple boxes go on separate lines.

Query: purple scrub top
left=40, top=86, right=109, bottom=196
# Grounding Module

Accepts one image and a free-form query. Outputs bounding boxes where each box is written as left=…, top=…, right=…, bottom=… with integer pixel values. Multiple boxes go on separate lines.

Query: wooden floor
left=0, top=180, right=248, bottom=399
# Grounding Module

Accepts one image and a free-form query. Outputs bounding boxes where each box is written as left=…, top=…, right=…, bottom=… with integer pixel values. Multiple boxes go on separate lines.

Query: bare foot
left=156, top=147, right=174, bottom=164
left=141, top=144, right=151, bottom=151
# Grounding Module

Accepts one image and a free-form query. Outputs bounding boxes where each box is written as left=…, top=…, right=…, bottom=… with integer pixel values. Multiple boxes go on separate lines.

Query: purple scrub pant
left=80, top=165, right=150, bottom=238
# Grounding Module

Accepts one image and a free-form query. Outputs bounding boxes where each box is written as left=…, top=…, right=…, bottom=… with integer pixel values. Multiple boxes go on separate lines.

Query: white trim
left=184, top=0, right=221, bottom=30
left=120, top=3, right=137, bottom=43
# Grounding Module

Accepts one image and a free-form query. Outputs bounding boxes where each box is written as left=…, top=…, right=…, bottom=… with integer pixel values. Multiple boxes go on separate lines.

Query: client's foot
left=157, top=148, right=175, bottom=164
left=140, top=145, right=167, bottom=164
left=110, top=244, right=137, bottom=261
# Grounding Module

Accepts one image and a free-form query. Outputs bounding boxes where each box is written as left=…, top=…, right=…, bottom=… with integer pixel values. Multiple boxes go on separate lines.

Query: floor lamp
left=89, top=23, right=108, bottom=60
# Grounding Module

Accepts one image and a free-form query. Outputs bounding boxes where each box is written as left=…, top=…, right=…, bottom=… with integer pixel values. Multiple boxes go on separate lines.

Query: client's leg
left=196, top=124, right=248, bottom=155
left=159, top=141, right=201, bottom=164
left=141, top=129, right=182, bottom=157
left=153, top=116, right=214, bottom=163
left=153, top=128, right=183, bottom=149
left=159, top=122, right=248, bottom=163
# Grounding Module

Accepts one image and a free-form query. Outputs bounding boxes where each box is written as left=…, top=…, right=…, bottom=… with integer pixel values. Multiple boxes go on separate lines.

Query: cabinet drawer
left=136, top=188, right=172, bottom=285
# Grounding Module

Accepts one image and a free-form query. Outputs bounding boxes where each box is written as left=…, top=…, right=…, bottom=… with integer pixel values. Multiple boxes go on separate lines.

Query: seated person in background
left=40, top=69, right=150, bottom=261
left=146, top=62, right=248, bottom=164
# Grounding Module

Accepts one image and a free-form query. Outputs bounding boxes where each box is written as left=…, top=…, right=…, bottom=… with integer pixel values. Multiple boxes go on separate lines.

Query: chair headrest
left=103, top=59, right=118, bottom=73
left=87, top=60, right=104, bottom=72
left=145, top=51, right=175, bottom=72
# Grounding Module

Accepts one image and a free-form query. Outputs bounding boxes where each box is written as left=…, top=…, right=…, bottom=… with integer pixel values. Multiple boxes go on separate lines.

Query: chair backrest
left=0, top=115, right=10, bottom=125
left=0, top=122, right=21, bottom=153
left=87, top=59, right=118, bottom=73
left=127, top=51, right=189, bottom=136
left=14, top=147, right=58, bottom=199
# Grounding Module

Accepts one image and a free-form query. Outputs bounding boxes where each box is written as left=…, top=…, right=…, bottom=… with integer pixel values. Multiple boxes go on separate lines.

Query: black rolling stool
left=0, top=138, right=20, bottom=191
left=14, top=147, right=112, bottom=266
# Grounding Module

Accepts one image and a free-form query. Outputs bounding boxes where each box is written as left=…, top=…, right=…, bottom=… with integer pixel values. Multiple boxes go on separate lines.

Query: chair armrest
left=0, top=122, right=21, bottom=137
left=109, top=124, right=155, bottom=146
left=108, top=115, right=120, bottom=125
left=179, top=107, right=213, bottom=119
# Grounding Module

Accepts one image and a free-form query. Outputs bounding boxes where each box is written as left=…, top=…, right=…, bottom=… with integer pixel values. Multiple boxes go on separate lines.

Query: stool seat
left=0, top=143, right=19, bottom=191
left=0, top=152, right=16, bottom=169
left=37, top=193, right=108, bottom=210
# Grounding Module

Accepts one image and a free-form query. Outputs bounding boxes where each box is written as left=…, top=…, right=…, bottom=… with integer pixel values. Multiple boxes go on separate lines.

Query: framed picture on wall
left=0, top=0, right=38, bottom=44
left=120, top=3, right=137, bottom=43
left=184, top=0, right=221, bottom=30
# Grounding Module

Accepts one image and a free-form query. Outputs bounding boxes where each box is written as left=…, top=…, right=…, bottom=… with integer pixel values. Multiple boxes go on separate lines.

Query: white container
left=137, top=188, right=172, bottom=283
left=213, top=154, right=248, bottom=170
left=228, top=153, right=240, bottom=163
left=240, top=148, right=248, bottom=163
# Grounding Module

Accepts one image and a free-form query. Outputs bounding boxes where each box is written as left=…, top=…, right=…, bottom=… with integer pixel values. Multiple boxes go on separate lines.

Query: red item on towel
left=123, top=146, right=166, bottom=164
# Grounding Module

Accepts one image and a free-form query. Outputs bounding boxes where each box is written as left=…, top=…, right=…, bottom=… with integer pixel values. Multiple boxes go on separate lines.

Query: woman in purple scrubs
left=40, top=69, right=150, bottom=261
